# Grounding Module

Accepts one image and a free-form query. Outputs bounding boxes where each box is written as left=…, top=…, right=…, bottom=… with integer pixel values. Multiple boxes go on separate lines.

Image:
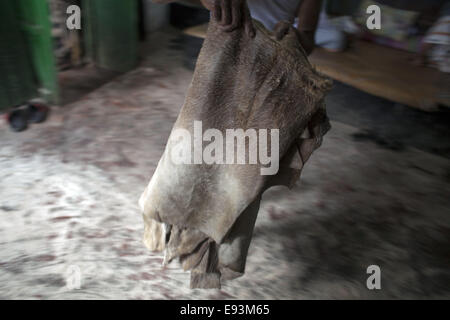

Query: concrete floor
left=0, top=28, right=449, bottom=299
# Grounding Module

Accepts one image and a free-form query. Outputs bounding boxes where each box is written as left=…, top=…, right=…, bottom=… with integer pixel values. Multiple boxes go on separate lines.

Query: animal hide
left=139, top=18, right=332, bottom=288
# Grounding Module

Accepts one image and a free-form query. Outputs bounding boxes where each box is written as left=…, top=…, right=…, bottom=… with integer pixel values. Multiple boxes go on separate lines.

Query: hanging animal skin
left=139, top=11, right=332, bottom=289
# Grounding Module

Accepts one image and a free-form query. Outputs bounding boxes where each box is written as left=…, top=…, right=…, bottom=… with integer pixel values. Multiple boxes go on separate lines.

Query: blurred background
left=0, top=0, right=449, bottom=299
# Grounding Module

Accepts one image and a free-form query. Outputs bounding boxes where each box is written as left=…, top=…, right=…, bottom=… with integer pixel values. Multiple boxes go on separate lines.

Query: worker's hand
left=274, top=21, right=315, bottom=56
left=212, top=0, right=255, bottom=37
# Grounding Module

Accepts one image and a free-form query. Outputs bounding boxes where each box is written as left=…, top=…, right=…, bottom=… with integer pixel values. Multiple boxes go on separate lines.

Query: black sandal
left=6, top=108, right=28, bottom=132
left=27, top=103, right=49, bottom=124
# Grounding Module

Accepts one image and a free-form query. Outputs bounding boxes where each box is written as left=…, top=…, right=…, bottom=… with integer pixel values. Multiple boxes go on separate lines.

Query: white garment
left=423, top=15, right=450, bottom=73
left=247, top=0, right=347, bottom=50
left=247, top=0, right=302, bottom=31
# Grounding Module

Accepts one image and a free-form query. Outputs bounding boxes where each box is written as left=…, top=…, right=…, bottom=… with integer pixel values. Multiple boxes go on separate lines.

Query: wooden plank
left=309, top=41, right=445, bottom=111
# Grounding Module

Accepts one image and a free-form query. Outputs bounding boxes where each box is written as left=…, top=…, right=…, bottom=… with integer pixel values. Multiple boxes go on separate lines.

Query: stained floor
left=0, top=28, right=449, bottom=299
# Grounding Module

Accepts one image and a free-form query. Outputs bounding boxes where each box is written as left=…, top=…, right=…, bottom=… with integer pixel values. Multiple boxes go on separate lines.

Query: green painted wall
left=17, top=0, right=59, bottom=103
left=0, top=1, right=37, bottom=110
left=1, top=0, right=139, bottom=111
left=83, top=0, right=139, bottom=72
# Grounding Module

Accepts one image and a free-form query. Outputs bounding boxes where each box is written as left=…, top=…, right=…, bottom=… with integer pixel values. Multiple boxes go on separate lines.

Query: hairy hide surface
left=139, top=18, right=332, bottom=288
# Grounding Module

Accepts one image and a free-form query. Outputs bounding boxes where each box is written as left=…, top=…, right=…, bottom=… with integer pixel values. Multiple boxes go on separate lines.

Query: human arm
left=274, top=0, right=322, bottom=55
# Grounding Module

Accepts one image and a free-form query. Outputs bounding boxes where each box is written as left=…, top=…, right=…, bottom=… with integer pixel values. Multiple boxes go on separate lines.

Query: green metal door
left=17, top=0, right=59, bottom=104
left=1, top=0, right=139, bottom=111
left=0, top=1, right=36, bottom=111
left=83, top=0, right=139, bottom=72
left=0, top=0, right=58, bottom=111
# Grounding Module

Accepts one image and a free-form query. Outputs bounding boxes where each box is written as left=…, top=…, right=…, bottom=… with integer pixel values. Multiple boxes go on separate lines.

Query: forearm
left=296, top=0, right=322, bottom=55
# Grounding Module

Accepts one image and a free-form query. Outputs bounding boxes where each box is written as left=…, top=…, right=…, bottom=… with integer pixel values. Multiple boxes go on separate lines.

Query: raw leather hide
left=139, top=18, right=332, bottom=288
